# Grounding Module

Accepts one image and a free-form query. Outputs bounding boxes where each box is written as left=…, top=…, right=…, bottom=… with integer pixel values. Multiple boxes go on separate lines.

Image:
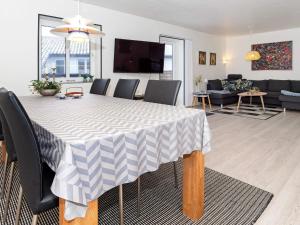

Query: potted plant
left=30, top=76, right=62, bottom=96
left=194, top=75, right=203, bottom=92
left=81, top=74, right=89, bottom=82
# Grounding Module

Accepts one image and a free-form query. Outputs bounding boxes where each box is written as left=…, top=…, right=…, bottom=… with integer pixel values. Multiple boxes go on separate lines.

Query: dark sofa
left=207, top=76, right=300, bottom=110
left=207, top=75, right=242, bottom=107
left=279, top=81, right=300, bottom=110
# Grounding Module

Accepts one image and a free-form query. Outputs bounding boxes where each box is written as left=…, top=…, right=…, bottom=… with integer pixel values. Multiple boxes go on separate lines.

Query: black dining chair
left=113, top=79, right=140, bottom=100
left=0, top=91, right=58, bottom=225
left=0, top=88, right=18, bottom=224
left=90, top=78, right=111, bottom=95
left=137, top=79, right=182, bottom=216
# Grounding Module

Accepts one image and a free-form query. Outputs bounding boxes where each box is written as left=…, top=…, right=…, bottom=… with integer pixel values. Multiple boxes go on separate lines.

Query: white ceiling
left=81, top=0, right=300, bottom=36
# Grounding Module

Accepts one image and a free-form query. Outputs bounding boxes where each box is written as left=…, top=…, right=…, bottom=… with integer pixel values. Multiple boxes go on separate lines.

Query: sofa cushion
left=207, top=79, right=223, bottom=90
left=268, top=80, right=290, bottom=92
left=222, top=80, right=238, bottom=92
left=290, top=81, right=300, bottom=93
left=208, top=92, right=237, bottom=99
left=266, top=91, right=280, bottom=98
left=281, top=90, right=300, bottom=97
left=252, top=80, right=268, bottom=92
left=279, top=95, right=300, bottom=103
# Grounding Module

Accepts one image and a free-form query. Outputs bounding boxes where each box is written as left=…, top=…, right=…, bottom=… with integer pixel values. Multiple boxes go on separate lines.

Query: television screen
left=113, top=38, right=165, bottom=73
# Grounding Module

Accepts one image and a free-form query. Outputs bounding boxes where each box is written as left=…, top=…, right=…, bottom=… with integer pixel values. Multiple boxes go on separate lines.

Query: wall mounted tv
left=113, top=38, right=165, bottom=73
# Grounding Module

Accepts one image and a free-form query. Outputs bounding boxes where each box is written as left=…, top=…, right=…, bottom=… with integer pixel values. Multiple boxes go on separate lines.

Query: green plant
left=30, top=78, right=62, bottom=93
left=194, top=75, right=203, bottom=86
left=81, top=74, right=89, bottom=82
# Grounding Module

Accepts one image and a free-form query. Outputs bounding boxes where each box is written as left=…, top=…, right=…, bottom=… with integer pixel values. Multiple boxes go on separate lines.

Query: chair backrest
left=113, top=79, right=140, bottom=100
left=0, top=91, right=43, bottom=212
left=0, top=88, right=17, bottom=163
left=90, top=79, right=111, bottom=95
left=144, top=80, right=182, bottom=106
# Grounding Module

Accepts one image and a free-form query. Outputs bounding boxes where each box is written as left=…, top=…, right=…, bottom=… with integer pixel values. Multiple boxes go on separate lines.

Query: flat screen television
left=113, top=38, right=165, bottom=73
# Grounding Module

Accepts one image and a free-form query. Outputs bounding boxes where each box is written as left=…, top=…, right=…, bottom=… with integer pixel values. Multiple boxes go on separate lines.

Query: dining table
left=20, top=94, right=211, bottom=225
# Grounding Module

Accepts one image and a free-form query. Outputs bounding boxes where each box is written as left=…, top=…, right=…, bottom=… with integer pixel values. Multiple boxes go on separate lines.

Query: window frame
left=38, top=14, right=103, bottom=83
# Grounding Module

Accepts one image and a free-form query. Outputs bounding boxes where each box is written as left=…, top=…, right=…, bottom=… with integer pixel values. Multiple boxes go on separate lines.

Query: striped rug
left=0, top=159, right=273, bottom=225
left=214, top=104, right=283, bottom=120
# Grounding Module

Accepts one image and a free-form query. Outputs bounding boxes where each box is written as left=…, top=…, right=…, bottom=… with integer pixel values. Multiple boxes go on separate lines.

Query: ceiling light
left=245, top=51, right=261, bottom=61
left=50, top=0, right=105, bottom=42
left=245, top=26, right=261, bottom=61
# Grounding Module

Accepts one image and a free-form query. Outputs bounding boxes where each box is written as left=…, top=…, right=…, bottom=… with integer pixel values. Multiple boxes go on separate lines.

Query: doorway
left=159, top=35, right=185, bottom=105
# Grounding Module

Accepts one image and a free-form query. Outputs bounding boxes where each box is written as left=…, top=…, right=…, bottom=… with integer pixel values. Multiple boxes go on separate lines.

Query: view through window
left=39, top=15, right=101, bottom=82
left=160, top=44, right=173, bottom=80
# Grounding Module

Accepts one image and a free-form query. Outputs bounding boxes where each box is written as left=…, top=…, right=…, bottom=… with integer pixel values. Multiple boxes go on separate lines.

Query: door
left=159, top=36, right=185, bottom=105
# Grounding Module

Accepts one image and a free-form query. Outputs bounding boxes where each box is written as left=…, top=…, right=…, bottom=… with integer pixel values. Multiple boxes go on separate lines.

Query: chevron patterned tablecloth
left=20, top=94, right=211, bottom=220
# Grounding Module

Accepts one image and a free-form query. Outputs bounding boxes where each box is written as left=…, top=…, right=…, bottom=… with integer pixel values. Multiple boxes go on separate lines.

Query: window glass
left=39, top=15, right=102, bottom=82
left=41, top=26, right=66, bottom=77
left=70, top=40, right=90, bottom=77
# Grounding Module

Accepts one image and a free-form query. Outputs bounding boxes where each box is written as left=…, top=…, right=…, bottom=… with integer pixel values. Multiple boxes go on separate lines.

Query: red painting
left=252, top=41, right=293, bottom=70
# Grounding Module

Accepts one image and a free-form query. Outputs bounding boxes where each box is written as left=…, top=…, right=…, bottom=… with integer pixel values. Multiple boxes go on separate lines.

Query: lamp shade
left=245, top=51, right=261, bottom=61
left=50, top=15, right=105, bottom=40
left=67, top=31, right=89, bottom=43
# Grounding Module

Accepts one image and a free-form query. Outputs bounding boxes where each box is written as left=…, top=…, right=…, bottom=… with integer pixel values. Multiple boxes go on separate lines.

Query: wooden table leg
left=1, top=141, right=6, bottom=163
left=59, top=199, right=98, bottom=225
left=192, top=96, right=197, bottom=108
left=183, top=151, right=205, bottom=221
left=237, top=96, right=242, bottom=112
left=207, top=96, right=212, bottom=110
left=260, top=96, right=265, bottom=112
left=201, top=97, right=206, bottom=111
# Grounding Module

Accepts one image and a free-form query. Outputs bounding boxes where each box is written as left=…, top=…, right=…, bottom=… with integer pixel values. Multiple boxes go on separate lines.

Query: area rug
left=0, top=158, right=273, bottom=225
left=213, top=104, right=283, bottom=120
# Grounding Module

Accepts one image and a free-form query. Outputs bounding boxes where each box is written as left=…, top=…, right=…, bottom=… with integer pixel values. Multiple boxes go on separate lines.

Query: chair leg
left=1, top=154, right=8, bottom=198
left=119, top=185, right=124, bottom=225
left=137, top=177, right=141, bottom=217
left=173, top=162, right=179, bottom=189
left=15, top=186, right=23, bottom=225
left=31, top=215, right=38, bottom=225
left=2, top=162, right=15, bottom=224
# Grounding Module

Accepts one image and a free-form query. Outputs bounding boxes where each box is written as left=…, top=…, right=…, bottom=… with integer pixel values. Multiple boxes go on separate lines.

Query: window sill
left=61, top=81, right=93, bottom=85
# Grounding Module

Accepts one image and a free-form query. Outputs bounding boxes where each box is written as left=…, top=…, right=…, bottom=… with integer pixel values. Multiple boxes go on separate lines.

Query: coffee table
left=237, top=91, right=267, bottom=112
left=193, top=93, right=212, bottom=111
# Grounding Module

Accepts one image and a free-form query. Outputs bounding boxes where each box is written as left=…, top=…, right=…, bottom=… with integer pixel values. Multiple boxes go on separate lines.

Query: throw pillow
left=235, top=80, right=253, bottom=92
left=222, top=80, right=237, bottom=92
left=281, top=90, right=300, bottom=97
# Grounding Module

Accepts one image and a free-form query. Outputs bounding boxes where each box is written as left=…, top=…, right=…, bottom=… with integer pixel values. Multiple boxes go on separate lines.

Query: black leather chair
left=137, top=80, right=182, bottom=216
left=0, top=88, right=18, bottom=224
left=0, top=91, right=58, bottom=225
left=144, top=80, right=182, bottom=105
left=113, top=79, right=140, bottom=100
left=90, top=79, right=111, bottom=95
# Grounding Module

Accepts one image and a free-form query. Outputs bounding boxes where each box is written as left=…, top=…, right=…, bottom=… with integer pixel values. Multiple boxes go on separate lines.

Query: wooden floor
left=205, top=110, right=300, bottom=225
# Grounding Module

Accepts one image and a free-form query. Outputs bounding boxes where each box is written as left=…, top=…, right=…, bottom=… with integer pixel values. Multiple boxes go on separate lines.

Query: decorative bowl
left=38, top=89, right=59, bottom=96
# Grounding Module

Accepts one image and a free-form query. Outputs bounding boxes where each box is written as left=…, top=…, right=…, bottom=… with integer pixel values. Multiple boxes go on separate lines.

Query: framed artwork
left=199, top=51, right=206, bottom=65
left=252, top=41, right=293, bottom=70
left=210, top=53, right=216, bottom=65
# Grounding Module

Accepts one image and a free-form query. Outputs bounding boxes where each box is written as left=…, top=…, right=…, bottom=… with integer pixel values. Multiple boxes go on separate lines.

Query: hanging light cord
left=77, top=0, right=80, bottom=15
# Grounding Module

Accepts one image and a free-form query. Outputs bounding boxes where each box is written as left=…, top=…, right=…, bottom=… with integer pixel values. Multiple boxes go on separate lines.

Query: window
left=78, top=60, right=85, bottom=74
left=56, top=60, right=65, bottom=76
left=38, top=15, right=102, bottom=82
left=160, top=44, right=173, bottom=80
left=164, top=44, right=173, bottom=72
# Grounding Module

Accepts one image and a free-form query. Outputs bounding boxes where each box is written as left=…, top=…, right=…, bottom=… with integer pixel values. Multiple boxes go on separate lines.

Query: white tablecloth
left=20, top=94, right=211, bottom=220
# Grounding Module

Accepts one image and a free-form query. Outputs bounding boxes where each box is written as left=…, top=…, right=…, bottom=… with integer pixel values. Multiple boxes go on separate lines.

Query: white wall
left=0, top=0, right=226, bottom=106
left=225, top=28, right=300, bottom=80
